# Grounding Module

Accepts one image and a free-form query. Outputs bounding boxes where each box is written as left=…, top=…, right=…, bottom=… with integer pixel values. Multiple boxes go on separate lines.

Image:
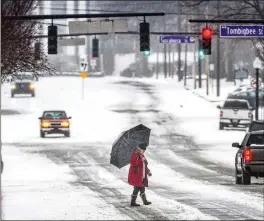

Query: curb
left=184, top=86, right=223, bottom=103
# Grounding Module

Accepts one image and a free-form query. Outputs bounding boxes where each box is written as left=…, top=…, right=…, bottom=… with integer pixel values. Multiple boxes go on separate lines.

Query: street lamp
left=253, top=57, right=262, bottom=120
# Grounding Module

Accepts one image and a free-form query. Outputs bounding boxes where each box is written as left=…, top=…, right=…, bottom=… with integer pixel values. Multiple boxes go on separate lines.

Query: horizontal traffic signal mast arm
left=189, top=19, right=264, bottom=24
left=2, top=12, right=165, bottom=20
left=20, top=31, right=206, bottom=39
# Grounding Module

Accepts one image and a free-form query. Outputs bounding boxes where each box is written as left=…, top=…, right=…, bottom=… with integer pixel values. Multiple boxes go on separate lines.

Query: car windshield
left=247, top=134, right=264, bottom=145
left=17, top=74, right=34, bottom=81
left=223, top=101, right=249, bottom=109
left=42, top=111, right=67, bottom=119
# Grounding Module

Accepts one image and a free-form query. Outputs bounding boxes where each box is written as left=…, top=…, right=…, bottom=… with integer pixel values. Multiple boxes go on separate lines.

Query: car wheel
left=40, top=131, right=45, bottom=138
left=241, top=170, right=251, bottom=185
left=219, top=123, right=224, bottom=130
left=235, top=170, right=242, bottom=184
left=64, top=131, right=70, bottom=137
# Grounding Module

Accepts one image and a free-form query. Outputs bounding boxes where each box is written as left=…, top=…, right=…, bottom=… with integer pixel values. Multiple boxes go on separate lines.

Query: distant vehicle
left=232, top=130, right=264, bottom=185
left=248, top=120, right=264, bottom=132
left=11, top=73, right=36, bottom=97
left=88, top=71, right=105, bottom=77
left=227, top=90, right=264, bottom=109
left=39, top=110, right=72, bottom=138
left=217, top=99, right=253, bottom=130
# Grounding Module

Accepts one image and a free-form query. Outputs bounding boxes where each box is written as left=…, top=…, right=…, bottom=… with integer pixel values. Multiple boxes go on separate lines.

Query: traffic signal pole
left=216, top=0, right=221, bottom=97
left=206, top=55, right=209, bottom=95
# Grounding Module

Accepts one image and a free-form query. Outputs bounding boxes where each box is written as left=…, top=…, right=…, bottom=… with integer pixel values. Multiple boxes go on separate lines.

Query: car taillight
left=243, top=147, right=252, bottom=163
left=61, top=121, right=70, bottom=127
left=220, top=111, right=223, bottom=117
left=29, top=84, right=35, bottom=90
left=41, top=121, right=50, bottom=128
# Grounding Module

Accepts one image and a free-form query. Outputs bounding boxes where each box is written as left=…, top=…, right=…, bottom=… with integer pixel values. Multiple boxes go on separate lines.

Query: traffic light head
left=139, top=22, right=150, bottom=52
left=48, top=25, right=58, bottom=54
left=201, top=27, right=213, bottom=55
left=202, top=27, right=213, bottom=39
left=143, top=50, right=150, bottom=56
left=34, top=42, right=41, bottom=61
left=92, top=38, right=99, bottom=58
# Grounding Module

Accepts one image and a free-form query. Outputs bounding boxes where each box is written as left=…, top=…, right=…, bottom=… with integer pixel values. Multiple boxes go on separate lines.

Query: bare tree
left=1, top=0, right=54, bottom=83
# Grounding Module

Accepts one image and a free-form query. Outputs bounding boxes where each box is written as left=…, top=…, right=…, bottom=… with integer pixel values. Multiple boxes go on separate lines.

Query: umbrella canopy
left=110, top=124, right=151, bottom=169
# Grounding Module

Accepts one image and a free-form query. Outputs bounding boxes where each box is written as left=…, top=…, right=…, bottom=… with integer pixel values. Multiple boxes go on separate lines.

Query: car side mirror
left=38, top=117, right=42, bottom=120
left=232, top=142, right=240, bottom=148
left=217, top=105, right=221, bottom=109
left=68, top=116, right=72, bottom=119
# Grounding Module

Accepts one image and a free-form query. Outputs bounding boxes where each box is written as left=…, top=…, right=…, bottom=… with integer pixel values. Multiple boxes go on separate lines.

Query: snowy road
left=2, top=77, right=263, bottom=220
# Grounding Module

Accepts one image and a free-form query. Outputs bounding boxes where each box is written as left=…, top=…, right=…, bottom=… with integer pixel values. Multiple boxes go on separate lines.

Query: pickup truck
left=217, top=99, right=253, bottom=130
left=39, top=110, right=71, bottom=138
left=232, top=130, right=264, bottom=185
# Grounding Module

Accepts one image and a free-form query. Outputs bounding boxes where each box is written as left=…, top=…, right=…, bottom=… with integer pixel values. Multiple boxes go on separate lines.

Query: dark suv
left=248, top=120, right=264, bottom=132
left=11, top=74, right=36, bottom=97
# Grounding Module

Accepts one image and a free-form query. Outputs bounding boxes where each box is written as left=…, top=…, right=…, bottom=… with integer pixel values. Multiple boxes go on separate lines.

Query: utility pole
left=198, top=39, right=202, bottom=88
left=74, top=0, right=79, bottom=64
left=168, top=44, right=171, bottom=77
left=172, top=45, right=175, bottom=78
left=206, top=55, right=210, bottom=95
left=216, top=0, right=221, bottom=96
left=163, top=16, right=167, bottom=78
left=177, top=3, right=182, bottom=81
left=193, top=40, right=197, bottom=89
left=156, top=37, right=159, bottom=79
left=184, top=18, right=188, bottom=86
left=255, top=68, right=260, bottom=120
left=85, top=1, right=90, bottom=71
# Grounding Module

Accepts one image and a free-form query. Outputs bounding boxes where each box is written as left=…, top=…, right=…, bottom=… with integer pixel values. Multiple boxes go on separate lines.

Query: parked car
left=232, top=130, right=264, bottom=185
left=217, top=99, right=253, bottom=130
left=11, top=73, right=36, bottom=97
left=248, top=120, right=264, bottom=132
left=227, top=90, right=264, bottom=109
left=39, top=110, right=71, bottom=138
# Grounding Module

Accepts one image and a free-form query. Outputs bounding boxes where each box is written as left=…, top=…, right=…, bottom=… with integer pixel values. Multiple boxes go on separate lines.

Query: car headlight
left=29, top=84, right=35, bottom=90
left=41, top=121, right=50, bottom=128
left=11, top=85, right=16, bottom=89
left=61, top=121, right=70, bottom=127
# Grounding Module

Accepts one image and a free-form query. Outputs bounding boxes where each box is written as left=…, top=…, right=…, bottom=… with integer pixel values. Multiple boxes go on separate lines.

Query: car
left=217, top=99, right=253, bottom=130
left=248, top=120, right=264, bottom=132
left=11, top=73, right=36, bottom=97
left=39, top=110, right=71, bottom=138
left=232, top=130, right=264, bottom=185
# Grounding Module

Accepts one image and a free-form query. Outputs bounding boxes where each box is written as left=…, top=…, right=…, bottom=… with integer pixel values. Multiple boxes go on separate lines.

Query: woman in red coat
left=128, top=143, right=152, bottom=206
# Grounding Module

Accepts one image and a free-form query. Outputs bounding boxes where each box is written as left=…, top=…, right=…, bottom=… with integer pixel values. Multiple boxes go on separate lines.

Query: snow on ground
left=1, top=145, right=131, bottom=220
left=2, top=76, right=224, bottom=220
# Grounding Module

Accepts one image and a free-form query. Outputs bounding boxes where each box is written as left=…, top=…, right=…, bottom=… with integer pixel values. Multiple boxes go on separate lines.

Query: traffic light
left=143, top=50, right=150, bottom=56
left=201, top=27, right=213, bottom=55
left=34, top=42, right=41, bottom=61
left=48, top=25, right=58, bottom=54
left=139, top=22, right=150, bottom=52
left=92, top=37, right=99, bottom=58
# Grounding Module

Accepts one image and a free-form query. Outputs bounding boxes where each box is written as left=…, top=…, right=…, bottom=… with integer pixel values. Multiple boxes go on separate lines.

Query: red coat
left=128, top=152, right=150, bottom=187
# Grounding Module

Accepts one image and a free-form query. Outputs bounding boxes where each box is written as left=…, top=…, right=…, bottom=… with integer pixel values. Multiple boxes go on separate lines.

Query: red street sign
left=251, top=78, right=262, bottom=88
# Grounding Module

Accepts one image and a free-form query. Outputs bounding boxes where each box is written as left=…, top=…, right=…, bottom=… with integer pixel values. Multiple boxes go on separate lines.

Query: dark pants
left=132, top=186, right=145, bottom=196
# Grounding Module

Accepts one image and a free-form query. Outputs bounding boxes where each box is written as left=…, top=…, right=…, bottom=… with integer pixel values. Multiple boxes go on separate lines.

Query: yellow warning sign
left=80, top=72, right=88, bottom=79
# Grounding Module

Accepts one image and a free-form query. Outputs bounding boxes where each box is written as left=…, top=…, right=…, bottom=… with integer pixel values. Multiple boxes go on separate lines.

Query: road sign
left=80, top=72, right=88, bottom=79
left=59, top=38, right=86, bottom=46
left=69, top=19, right=128, bottom=34
left=235, top=68, right=249, bottom=79
left=251, top=78, right=262, bottom=88
left=220, top=25, right=264, bottom=38
left=160, top=36, right=195, bottom=43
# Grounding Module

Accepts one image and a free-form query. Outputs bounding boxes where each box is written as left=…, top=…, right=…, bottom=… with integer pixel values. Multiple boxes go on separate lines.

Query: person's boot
left=130, top=195, right=140, bottom=207
left=140, top=192, right=152, bottom=205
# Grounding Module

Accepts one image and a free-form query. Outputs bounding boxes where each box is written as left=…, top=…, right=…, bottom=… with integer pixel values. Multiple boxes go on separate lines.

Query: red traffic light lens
left=202, top=28, right=213, bottom=39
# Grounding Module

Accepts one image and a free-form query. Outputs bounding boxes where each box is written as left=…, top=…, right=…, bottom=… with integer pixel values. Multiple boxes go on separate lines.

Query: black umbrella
left=110, top=124, right=151, bottom=169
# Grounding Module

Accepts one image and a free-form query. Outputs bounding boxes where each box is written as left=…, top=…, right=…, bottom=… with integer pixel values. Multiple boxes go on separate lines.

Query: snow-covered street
left=1, top=76, right=263, bottom=220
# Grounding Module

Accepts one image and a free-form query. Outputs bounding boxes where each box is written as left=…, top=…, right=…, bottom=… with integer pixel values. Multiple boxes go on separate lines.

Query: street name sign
left=160, top=36, right=195, bottom=43
left=220, top=25, right=264, bottom=38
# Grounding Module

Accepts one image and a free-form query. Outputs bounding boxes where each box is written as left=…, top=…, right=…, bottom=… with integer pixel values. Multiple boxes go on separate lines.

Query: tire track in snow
left=114, top=80, right=264, bottom=220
